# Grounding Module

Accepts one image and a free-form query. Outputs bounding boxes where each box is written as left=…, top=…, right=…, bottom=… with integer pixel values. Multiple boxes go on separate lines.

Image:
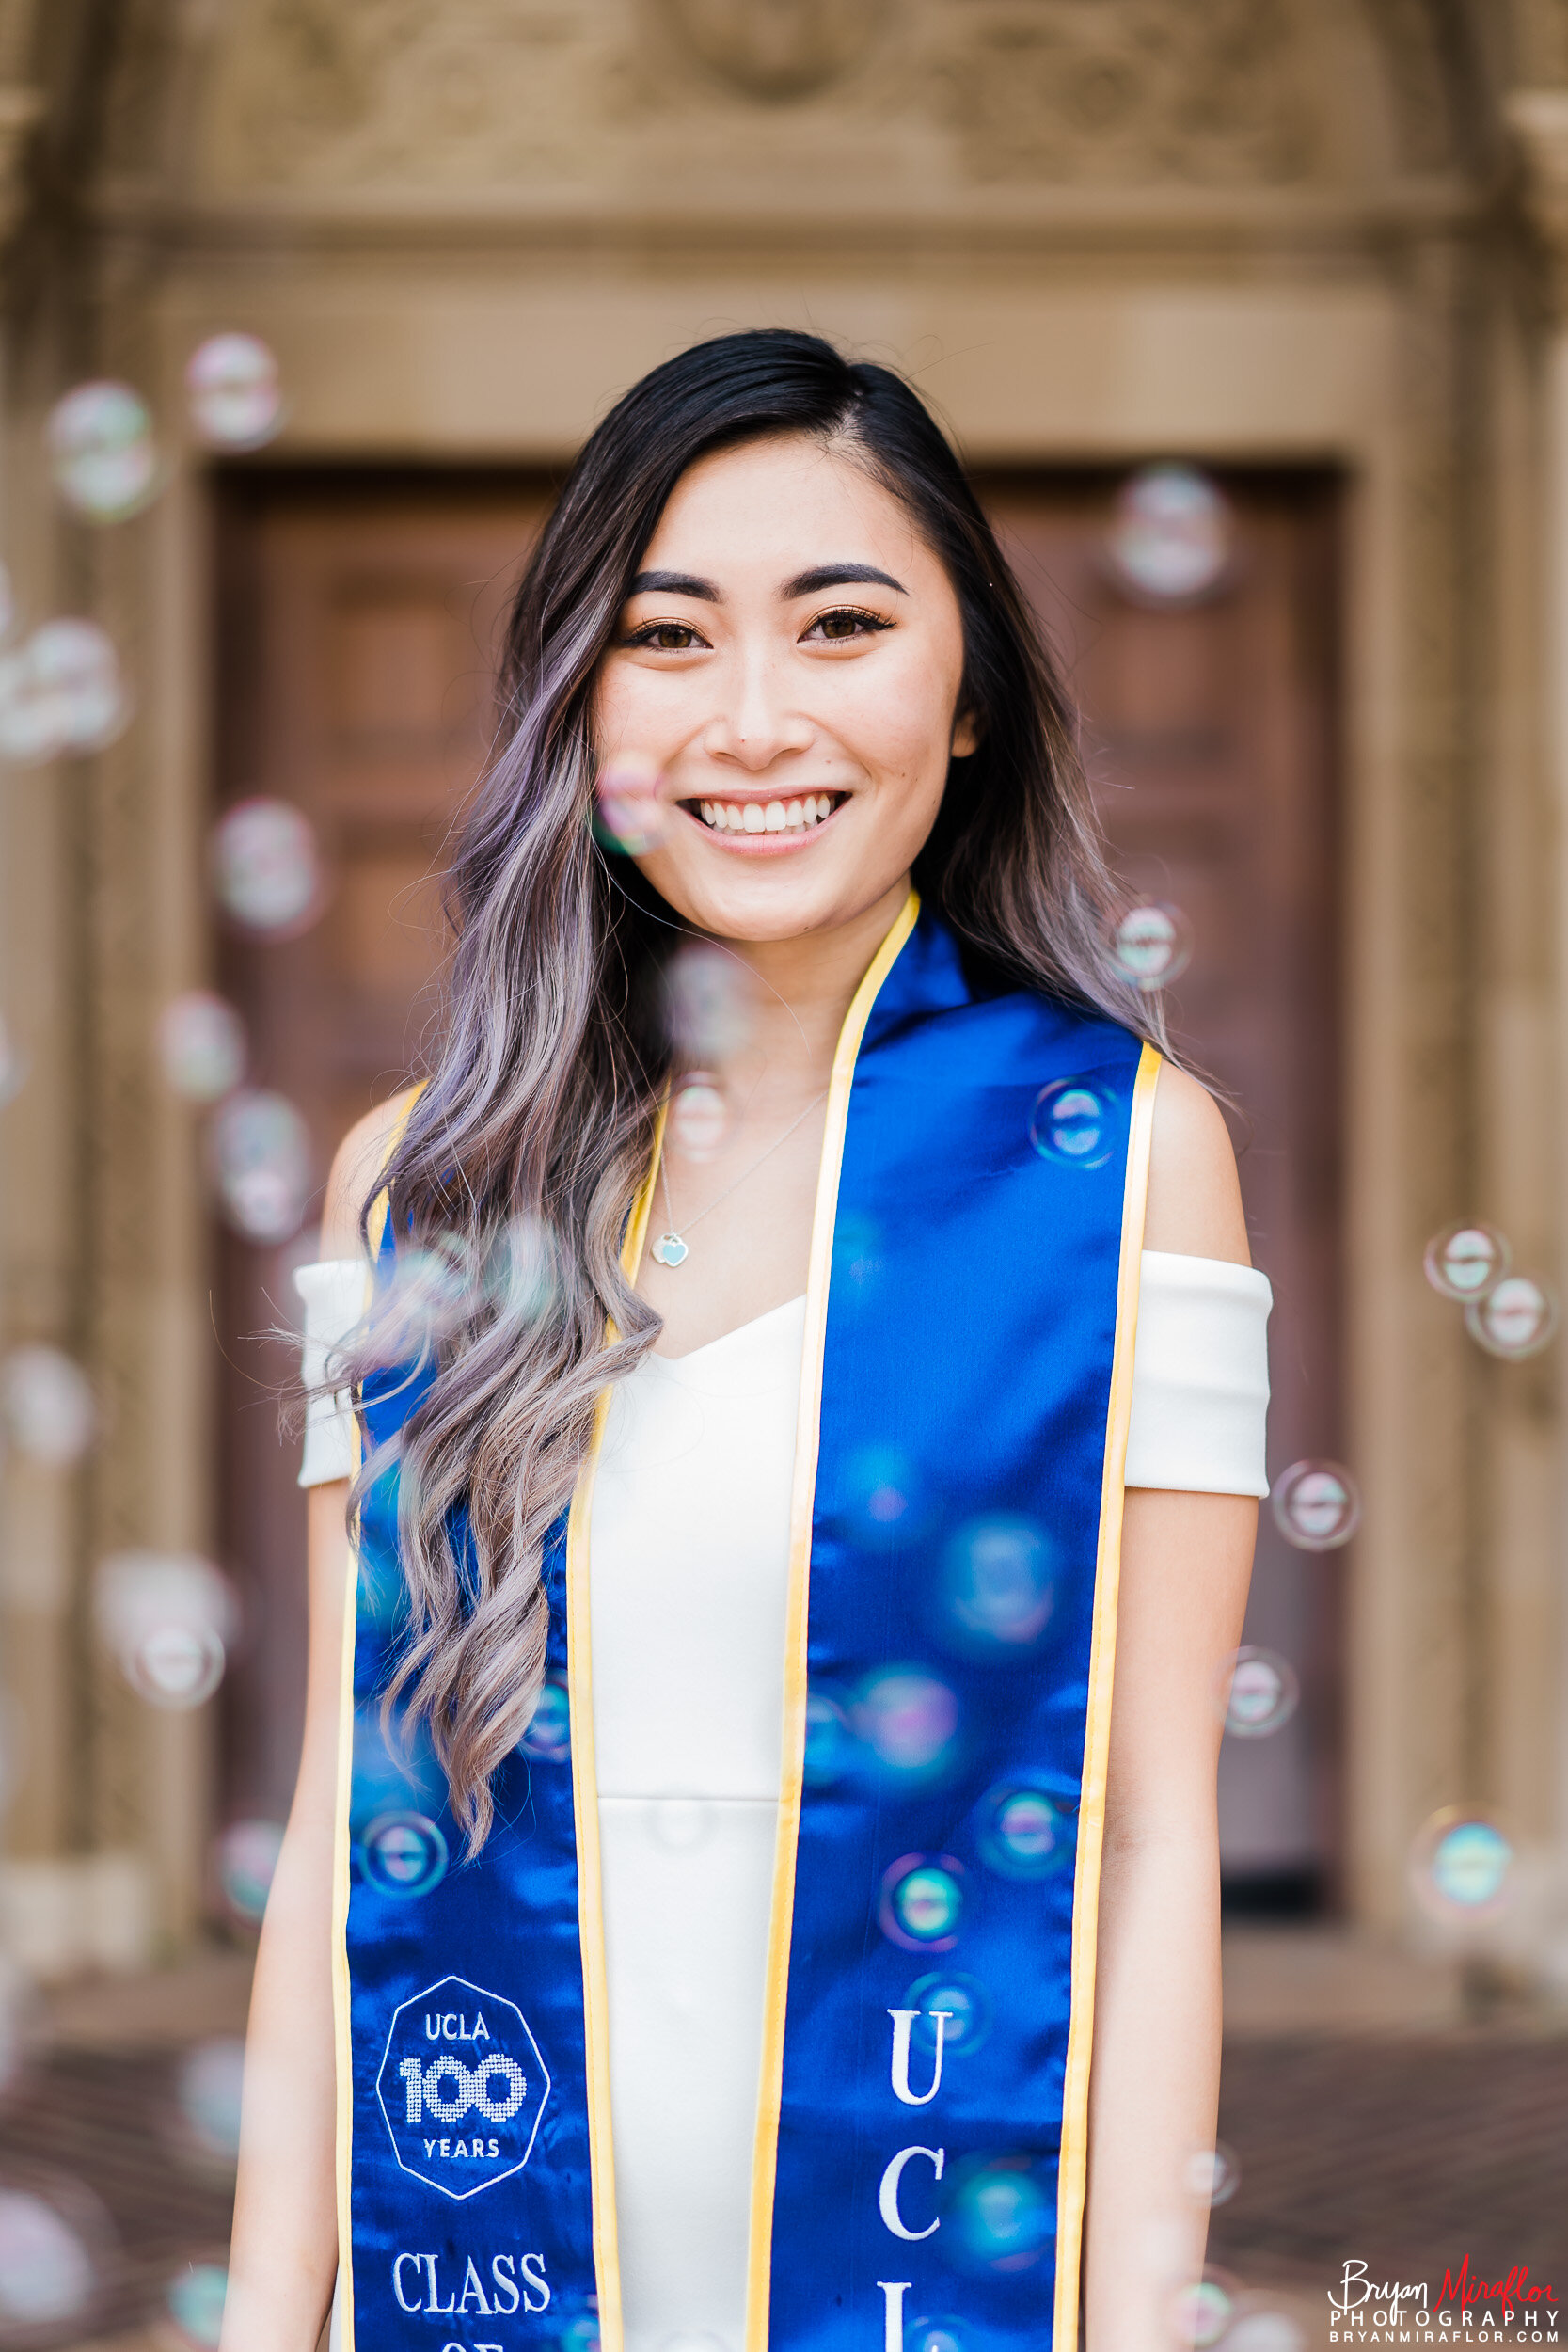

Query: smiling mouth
left=685, top=791, right=847, bottom=837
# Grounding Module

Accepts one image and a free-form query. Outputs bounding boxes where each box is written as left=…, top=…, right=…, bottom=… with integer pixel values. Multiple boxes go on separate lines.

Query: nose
left=701, top=645, right=813, bottom=771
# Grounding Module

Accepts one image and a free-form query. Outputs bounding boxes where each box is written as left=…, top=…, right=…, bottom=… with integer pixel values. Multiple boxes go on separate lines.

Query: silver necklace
left=650, top=1089, right=828, bottom=1269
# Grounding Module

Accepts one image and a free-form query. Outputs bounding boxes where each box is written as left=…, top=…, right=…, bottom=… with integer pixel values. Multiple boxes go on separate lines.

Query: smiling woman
left=222, top=333, right=1269, bottom=2352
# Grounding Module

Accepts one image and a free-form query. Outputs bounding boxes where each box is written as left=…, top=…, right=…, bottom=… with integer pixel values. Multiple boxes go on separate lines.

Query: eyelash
left=622, top=605, right=893, bottom=652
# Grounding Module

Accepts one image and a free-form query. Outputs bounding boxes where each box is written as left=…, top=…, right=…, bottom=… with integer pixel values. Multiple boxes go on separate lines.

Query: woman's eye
left=629, top=621, right=705, bottom=651
left=804, top=607, right=890, bottom=643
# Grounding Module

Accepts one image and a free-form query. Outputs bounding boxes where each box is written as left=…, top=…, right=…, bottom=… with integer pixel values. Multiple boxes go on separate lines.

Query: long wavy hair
left=343, top=328, right=1166, bottom=1850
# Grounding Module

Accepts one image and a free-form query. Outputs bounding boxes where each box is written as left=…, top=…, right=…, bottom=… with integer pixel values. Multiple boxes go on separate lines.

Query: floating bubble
left=1409, top=1806, right=1514, bottom=1920
left=943, top=2153, right=1053, bottom=2275
left=209, top=1088, right=312, bottom=1244
left=0, top=2185, right=97, bottom=2328
left=668, top=1073, right=728, bottom=1162
left=187, top=333, right=284, bottom=451
left=1108, top=901, right=1193, bottom=993
left=482, top=1215, right=562, bottom=1331
left=1423, top=1220, right=1509, bottom=1302
left=1270, top=1458, right=1360, bottom=1551
left=1222, top=2317, right=1306, bottom=2352
left=802, top=1686, right=856, bottom=1788
left=0, top=620, right=132, bottom=763
left=211, top=797, right=323, bottom=937
left=95, top=1550, right=236, bottom=1712
left=976, top=1782, right=1074, bottom=1881
left=164, top=2259, right=228, bottom=2348
left=48, top=380, right=159, bottom=521
left=832, top=1210, right=883, bottom=1291
left=908, top=2324, right=965, bottom=2352
left=157, top=993, right=246, bottom=1104
left=660, top=940, right=755, bottom=1063
left=853, top=1671, right=959, bottom=1780
left=214, top=1820, right=284, bottom=1928
left=594, top=752, right=666, bottom=855
left=361, top=1810, right=449, bottom=1898
left=1107, top=464, right=1232, bottom=603
left=1, top=1347, right=95, bottom=1467
left=843, top=1442, right=919, bottom=1535
left=1171, top=2269, right=1237, bottom=2348
left=1182, top=2141, right=1239, bottom=2206
left=904, top=1970, right=992, bottom=2058
left=365, top=1238, right=476, bottom=1368
left=939, top=1516, right=1054, bottom=1656
left=1466, top=1273, right=1559, bottom=1360
left=1218, top=1646, right=1299, bottom=1740
left=879, top=1854, right=964, bottom=1951
left=559, top=2316, right=600, bottom=2352
left=521, top=1678, right=570, bottom=1762
left=1030, top=1078, right=1117, bottom=1169
left=175, top=2040, right=244, bottom=2168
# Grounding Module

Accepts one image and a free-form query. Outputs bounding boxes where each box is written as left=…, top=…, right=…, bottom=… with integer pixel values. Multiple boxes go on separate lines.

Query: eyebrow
left=624, top=561, right=910, bottom=604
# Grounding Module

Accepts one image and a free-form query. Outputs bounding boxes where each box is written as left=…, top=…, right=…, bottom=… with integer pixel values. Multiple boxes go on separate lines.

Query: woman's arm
left=1084, top=1067, right=1259, bottom=2352
left=221, top=1095, right=410, bottom=2352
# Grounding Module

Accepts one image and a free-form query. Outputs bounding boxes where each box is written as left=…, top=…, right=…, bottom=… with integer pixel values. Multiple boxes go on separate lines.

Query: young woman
left=222, top=331, right=1268, bottom=2352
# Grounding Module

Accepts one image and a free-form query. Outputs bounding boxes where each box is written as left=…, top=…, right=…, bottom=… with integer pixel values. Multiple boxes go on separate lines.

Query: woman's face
left=593, top=432, right=975, bottom=944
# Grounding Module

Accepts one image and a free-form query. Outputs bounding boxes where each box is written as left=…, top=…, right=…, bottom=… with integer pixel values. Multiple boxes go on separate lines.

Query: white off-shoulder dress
left=301, top=1248, right=1271, bottom=2352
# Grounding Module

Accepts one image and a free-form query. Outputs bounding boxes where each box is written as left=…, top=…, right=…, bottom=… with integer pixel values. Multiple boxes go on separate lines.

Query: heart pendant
left=652, top=1232, right=689, bottom=1268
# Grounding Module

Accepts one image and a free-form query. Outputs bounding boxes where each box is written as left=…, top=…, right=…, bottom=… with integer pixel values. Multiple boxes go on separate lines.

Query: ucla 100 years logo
left=376, top=1974, right=550, bottom=2201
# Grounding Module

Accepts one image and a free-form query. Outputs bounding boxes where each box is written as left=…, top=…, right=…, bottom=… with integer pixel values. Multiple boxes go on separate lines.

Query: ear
left=951, top=707, right=983, bottom=758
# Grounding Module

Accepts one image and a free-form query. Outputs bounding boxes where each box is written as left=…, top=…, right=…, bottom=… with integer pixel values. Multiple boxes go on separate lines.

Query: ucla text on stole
left=388, top=2005, right=957, bottom=2345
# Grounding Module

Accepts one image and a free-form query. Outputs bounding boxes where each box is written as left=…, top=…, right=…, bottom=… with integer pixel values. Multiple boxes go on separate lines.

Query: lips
left=685, top=791, right=847, bottom=837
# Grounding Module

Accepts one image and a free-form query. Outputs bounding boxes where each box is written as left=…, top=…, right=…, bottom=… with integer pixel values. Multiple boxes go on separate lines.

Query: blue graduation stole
left=333, top=893, right=1158, bottom=2352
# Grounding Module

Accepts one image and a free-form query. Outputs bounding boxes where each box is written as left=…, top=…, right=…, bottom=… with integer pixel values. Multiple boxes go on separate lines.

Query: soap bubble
left=594, top=752, right=666, bottom=855
left=1, top=1347, right=95, bottom=1466
left=559, top=2316, right=600, bottom=2352
left=0, top=620, right=132, bottom=762
left=1182, top=2142, right=1239, bottom=2206
left=1423, top=1220, right=1509, bottom=1302
left=1271, top=1459, right=1360, bottom=1550
left=187, top=333, right=284, bottom=451
left=1466, top=1274, right=1558, bottom=1360
left=853, top=1670, right=959, bottom=1780
left=1107, top=464, right=1232, bottom=603
left=903, top=1970, right=992, bottom=2058
left=521, top=1678, right=571, bottom=1762
left=908, top=2324, right=965, bottom=2352
left=163, top=2259, right=229, bottom=2347
left=1409, top=1806, right=1514, bottom=1920
left=843, top=1442, right=921, bottom=1536
left=481, top=1215, right=562, bottom=1332
left=1218, top=1646, right=1299, bottom=1740
left=1030, top=1078, right=1117, bottom=1169
left=1107, top=901, right=1193, bottom=993
left=879, top=1854, right=964, bottom=1951
left=668, top=1073, right=728, bottom=1162
left=173, top=2039, right=244, bottom=2169
left=1171, top=2268, right=1237, bottom=2347
left=365, top=1238, right=476, bottom=1368
left=660, top=940, right=755, bottom=1063
left=95, top=1550, right=236, bottom=1711
left=802, top=1686, right=855, bottom=1787
left=0, top=2184, right=99, bottom=2329
left=48, top=380, right=159, bottom=520
left=209, top=1089, right=312, bottom=1243
left=976, top=1782, right=1074, bottom=1881
left=214, top=1820, right=284, bottom=1928
left=360, top=1810, right=449, bottom=1898
left=942, top=2153, right=1053, bottom=2275
left=938, top=1516, right=1054, bottom=1656
left=157, top=993, right=246, bottom=1103
left=211, top=797, right=324, bottom=937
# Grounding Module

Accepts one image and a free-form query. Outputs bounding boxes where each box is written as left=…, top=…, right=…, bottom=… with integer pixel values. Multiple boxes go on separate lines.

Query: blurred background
left=0, top=0, right=1564, bottom=2346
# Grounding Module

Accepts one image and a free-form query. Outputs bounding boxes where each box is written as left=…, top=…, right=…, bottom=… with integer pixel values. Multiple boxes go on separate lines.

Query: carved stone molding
left=1507, top=86, right=1568, bottom=315
left=656, top=0, right=886, bottom=101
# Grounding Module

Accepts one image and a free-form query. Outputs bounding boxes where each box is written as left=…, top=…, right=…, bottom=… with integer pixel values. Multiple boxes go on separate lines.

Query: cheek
left=832, top=645, right=961, bottom=783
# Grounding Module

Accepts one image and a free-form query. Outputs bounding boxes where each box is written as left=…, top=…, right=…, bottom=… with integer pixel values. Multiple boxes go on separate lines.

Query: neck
left=706, top=877, right=911, bottom=1093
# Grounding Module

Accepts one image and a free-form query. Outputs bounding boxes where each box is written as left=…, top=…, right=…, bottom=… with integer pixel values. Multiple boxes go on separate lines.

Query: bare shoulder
left=1143, top=1061, right=1250, bottom=1266
left=320, top=1088, right=420, bottom=1260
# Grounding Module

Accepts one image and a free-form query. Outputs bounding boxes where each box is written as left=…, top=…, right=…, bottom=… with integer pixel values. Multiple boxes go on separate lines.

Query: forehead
left=639, top=433, right=935, bottom=580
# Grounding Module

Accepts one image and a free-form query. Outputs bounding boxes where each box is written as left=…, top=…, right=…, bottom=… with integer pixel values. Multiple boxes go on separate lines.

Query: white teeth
left=741, top=803, right=765, bottom=833
left=785, top=800, right=802, bottom=828
left=692, top=793, right=839, bottom=834
left=701, top=802, right=715, bottom=827
left=765, top=801, right=785, bottom=832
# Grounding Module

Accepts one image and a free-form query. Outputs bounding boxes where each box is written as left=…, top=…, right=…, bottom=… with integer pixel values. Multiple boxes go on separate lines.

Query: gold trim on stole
left=1051, top=1040, right=1163, bottom=2349
left=744, top=887, right=922, bottom=2352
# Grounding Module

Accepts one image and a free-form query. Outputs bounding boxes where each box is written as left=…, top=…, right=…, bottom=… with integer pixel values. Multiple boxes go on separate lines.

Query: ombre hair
left=346, top=328, right=1166, bottom=1849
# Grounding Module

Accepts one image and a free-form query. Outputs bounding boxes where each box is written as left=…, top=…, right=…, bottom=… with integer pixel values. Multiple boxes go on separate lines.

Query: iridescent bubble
left=903, top=1970, right=992, bottom=2058
left=853, top=1670, right=959, bottom=1780
left=361, top=1810, right=449, bottom=1898
left=976, top=1782, right=1074, bottom=1881
left=1, top=1347, right=95, bottom=1466
left=909, top=2323, right=965, bottom=2352
left=559, top=2315, right=600, bottom=2352
left=1270, top=1459, right=1360, bottom=1551
left=939, top=1516, right=1054, bottom=1656
left=209, top=1089, right=312, bottom=1244
left=482, top=1214, right=562, bottom=1331
left=365, top=1237, right=476, bottom=1368
left=351, top=1709, right=447, bottom=1826
left=832, top=1210, right=883, bottom=1291
left=594, top=752, right=666, bottom=855
left=844, top=1442, right=919, bottom=1535
left=157, top=993, right=246, bottom=1104
left=1423, top=1220, right=1509, bottom=1302
left=1108, top=901, right=1193, bottom=993
left=48, top=380, right=159, bottom=521
left=521, top=1677, right=571, bottom=1762
left=802, top=1686, right=855, bottom=1787
left=95, top=1550, right=236, bottom=1712
left=1466, top=1274, right=1559, bottom=1360
left=1182, top=2141, right=1239, bottom=2206
left=1218, top=1646, right=1299, bottom=1740
left=669, top=1073, right=729, bottom=1162
left=175, top=2039, right=244, bottom=2167
left=0, top=620, right=132, bottom=763
left=164, top=2260, right=229, bottom=2348
left=211, top=797, right=324, bottom=937
left=1107, top=464, right=1232, bottom=603
left=879, top=1854, right=964, bottom=1951
left=214, top=1820, right=284, bottom=1928
left=660, top=940, right=755, bottom=1063
left=1409, top=1807, right=1514, bottom=1920
left=1170, top=2269, right=1237, bottom=2348
left=943, top=2153, right=1053, bottom=2275
left=1030, top=1078, right=1117, bottom=1169
left=0, top=2186, right=97, bottom=2327
left=187, top=333, right=284, bottom=451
